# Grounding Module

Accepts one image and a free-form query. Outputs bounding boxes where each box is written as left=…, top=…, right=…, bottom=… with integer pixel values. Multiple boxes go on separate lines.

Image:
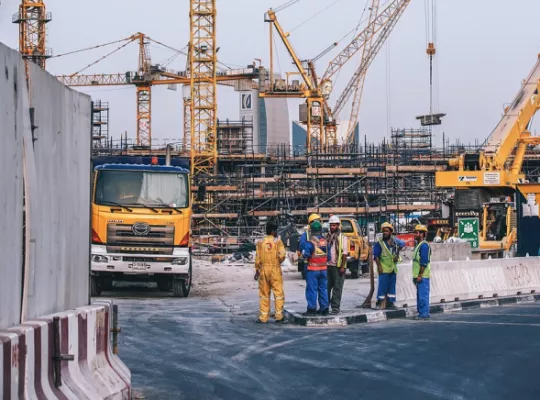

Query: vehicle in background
left=297, top=215, right=368, bottom=279
left=91, top=163, right=193, bottom=297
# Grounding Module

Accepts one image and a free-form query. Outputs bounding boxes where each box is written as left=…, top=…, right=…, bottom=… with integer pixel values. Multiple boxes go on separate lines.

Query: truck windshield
left=95, top=170, right=189, bottom=208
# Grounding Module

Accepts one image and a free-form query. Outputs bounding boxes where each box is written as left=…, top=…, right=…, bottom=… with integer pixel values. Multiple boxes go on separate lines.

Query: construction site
left=7, top=0, right=540, bottom=257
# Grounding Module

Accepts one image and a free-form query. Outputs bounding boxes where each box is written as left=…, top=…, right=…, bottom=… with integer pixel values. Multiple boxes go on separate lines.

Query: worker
left=373, top=222, right=405, bottom=309
left=302, top=219, right=329, bottom=316
left=254, top=218, right=287, bottom=324
left=413, top=224, right=431, bottom=320
left=298, top=213, right=321, bottom=277
left=326, top=215, right=348, bottom=314
left=299, top=213, right=321, bottom=253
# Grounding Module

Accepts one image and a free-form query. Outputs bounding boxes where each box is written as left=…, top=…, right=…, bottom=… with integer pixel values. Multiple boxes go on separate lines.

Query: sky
left=1, top=0, right=540, bottom=148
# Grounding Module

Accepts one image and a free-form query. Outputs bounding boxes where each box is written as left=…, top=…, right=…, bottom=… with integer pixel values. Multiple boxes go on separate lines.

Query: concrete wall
left=0, top=44, right=25, bottom=329
left=0, top=42, right=92, bottom=328
left=390, top=257, right=540, bottom=308
left=400, top=242, right=472, bottom=262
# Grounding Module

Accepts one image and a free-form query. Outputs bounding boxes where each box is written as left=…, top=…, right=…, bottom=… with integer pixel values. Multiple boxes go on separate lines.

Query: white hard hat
left=329, top=215, right=341, bottom=224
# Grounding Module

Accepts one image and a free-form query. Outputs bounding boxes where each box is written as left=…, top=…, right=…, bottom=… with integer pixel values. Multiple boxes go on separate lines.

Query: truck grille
left=106, top=224, right=175, bottom=254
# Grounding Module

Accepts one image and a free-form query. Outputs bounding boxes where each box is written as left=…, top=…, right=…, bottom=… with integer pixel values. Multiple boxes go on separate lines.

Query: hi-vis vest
left=328, top=234, right=345, bottom=268
left=413, top=240, right=431, bottom=278
left=378, top=238, right=399, bottom=274
left=307, top=236, right=327, bottom=271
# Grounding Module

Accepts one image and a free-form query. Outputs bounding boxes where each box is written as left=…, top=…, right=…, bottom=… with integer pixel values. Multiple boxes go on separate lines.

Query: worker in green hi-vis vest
left=412, top=224, right=431, bottom=320
left=373, top=222, right=405, bottom=309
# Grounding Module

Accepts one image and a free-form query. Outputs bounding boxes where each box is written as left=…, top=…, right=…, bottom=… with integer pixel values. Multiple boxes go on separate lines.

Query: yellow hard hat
left=414, top=224, right=428, bottom=233
left=381, top=222, right=393, bottom=232
left=308, top=213, right=321, bottom=224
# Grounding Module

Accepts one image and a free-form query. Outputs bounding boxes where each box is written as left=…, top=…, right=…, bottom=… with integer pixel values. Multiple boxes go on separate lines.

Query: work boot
left=387, top=303, right=398, bottom=310
left=375, top=301, right=382, bottom=309
left=275, top=318, right=287, bottom=324
left=319, top=308, right=330, bottom=316
left=330, top=309, right=340, bottom=315
left=255, top=319, right=267, bottom=324
left=302, top=309, right=317, bottom=317
left=413, top=316, right=430, bottom=321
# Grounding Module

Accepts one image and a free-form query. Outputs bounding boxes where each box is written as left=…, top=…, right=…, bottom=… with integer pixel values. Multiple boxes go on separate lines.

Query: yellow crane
left=55, top=33, right=257, bottom=150
left=322, top=0, right=410, bottom=145
left=262, top=0, right=410, bottom=151
left=436, top=54, right=540, bottom=256
left=13, top=0, right=51, bottom=70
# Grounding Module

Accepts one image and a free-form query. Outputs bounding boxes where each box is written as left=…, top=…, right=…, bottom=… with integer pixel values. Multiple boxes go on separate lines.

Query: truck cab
left=91, top=164, right=192, bottom=297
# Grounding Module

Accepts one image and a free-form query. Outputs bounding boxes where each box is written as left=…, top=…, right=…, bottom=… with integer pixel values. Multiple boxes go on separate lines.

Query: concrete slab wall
left=0, top=42, right=92, bottom=328
left=389, top=257, right=540, bottom=308
left=399, top=242, right=472, bottom=263
left=23, top=58, right=92, bottom=320
left=0, top=44, right=25, bottom=329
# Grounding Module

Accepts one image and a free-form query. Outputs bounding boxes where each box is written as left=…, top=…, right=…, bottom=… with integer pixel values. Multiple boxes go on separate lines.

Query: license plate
left=131, top=262, right=148, bottom=271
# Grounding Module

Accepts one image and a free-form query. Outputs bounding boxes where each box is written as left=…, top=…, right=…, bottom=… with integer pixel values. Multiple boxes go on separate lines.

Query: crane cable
left=51, top=36, right=135, bottom=58
left=425, top=0, right=437, bottom=115
left=69, top=39, right=134, bottom=77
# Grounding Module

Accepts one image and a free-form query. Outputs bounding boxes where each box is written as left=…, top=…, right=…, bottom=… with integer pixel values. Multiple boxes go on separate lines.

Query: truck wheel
left=350, top=261, right=360, bottom=279
left=158, top=279, right=171, bottom=292
left=172, top=264, right=192, bottom=298
left=102, top=277, right=113, bottom=291
left=91, top=276, right=102, bottom=297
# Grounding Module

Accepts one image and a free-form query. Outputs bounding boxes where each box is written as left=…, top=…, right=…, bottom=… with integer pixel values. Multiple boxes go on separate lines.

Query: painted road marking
left=428, top=320, right=540, bottom=327
left=458, top=312, right=540, bottom=317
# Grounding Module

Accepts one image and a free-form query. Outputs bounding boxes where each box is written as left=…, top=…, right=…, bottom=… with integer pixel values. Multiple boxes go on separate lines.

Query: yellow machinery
left=91, top=160, right=193, bottom=297
left=436, top=54, right=540, bottom=255
left=262, top=0, right=410, bottom=151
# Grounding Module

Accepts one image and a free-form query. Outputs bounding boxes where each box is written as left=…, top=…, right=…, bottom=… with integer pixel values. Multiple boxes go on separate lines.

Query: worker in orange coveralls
left=255, top=218, right=287, bottom=324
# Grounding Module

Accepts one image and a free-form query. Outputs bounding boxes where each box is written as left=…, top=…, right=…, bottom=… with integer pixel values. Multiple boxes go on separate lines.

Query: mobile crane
left=436, top=54, right=540, bottom=257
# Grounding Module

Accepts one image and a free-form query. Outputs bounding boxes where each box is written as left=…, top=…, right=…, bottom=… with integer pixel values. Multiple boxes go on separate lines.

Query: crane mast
left=189, top=0, right=218, bottom=179
left=13, top=0, right=51, bottom=70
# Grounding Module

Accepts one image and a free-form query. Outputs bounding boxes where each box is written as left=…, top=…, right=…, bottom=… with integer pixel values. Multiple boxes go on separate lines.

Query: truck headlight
left=172, top=257, right=189, bottom=265
left=92, top=254, right=108, bottom=263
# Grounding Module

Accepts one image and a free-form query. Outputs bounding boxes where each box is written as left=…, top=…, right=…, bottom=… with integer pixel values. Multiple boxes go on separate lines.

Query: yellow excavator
left=436, top=54, right=540, bottom=258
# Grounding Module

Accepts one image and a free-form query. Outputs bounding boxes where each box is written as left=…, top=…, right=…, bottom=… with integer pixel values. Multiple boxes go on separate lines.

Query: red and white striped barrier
left=0, top=301, right=131, bottom=399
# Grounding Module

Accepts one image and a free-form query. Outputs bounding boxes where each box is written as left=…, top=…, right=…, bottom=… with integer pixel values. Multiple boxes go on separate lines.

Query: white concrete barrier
left=376, top=257, right=540, bottom=308
left=0, top=302, right=131, bottom=399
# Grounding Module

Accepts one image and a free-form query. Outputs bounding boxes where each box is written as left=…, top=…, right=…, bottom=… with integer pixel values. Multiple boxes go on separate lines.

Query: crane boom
left=343, top=0, right=380, bottom=143
left=334, top=2, right=406, bottom=120
left=482, top=56, right=540, bottom=166
left=321, top=0, right=410, bottom=83
left=436, top=54, right=540, bottom=188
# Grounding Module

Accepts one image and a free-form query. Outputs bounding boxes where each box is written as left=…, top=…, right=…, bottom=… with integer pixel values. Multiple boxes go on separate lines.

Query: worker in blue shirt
left=373, top=222, right=405, bottom=309
left=301, top=220, right=329, bottom=316
left=412, top=224, right=431, bottom=320
left=298, top=214, right=321, bottom=278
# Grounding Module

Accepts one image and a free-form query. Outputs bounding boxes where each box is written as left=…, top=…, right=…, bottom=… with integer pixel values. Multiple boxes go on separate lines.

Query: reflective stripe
left=308, top=265, right=327, bottom=271
left=260, top=297, right=269, bottom=300
left=275, top=297, right=284, bottom=300
left=388, top=294, right=396, bottom=299
left=378, top=295, right=386, bottom=300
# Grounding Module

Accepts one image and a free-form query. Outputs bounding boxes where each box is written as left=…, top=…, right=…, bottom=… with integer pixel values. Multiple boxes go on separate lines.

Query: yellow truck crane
left=91, top=163, right=193, bottom=297
left=436, top=54, right=540, bottom=257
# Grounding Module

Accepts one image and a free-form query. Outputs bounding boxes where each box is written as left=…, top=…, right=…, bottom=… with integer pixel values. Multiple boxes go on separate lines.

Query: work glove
left=254, top=271, right=260, bottom=281
left=339, top=267, right=346, bottom=277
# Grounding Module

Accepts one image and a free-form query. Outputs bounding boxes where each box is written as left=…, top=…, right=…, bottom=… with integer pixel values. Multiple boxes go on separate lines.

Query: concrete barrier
left=375, top=257, right=540, bottom=308
left=0, top=302, right=131, bottom=399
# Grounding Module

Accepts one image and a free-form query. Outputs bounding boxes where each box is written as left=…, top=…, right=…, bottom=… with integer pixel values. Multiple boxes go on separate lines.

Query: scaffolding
left=390, top=128, right=432, bottom=151
left=92, top=100, right=109, bottom=147
left=217, top=118, right=254, bottom=155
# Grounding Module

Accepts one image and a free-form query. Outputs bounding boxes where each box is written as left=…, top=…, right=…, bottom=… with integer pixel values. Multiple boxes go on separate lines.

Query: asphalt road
left=111, top=293, right=540, bottom=400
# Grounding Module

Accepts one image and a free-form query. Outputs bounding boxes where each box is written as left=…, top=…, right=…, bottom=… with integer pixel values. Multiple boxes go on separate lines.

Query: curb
left=284, top=294, right=540, bottom=326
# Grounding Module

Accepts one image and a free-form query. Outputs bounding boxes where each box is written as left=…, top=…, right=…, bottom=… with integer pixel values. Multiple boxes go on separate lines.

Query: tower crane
left=56, top=32, right=258, bottom=149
